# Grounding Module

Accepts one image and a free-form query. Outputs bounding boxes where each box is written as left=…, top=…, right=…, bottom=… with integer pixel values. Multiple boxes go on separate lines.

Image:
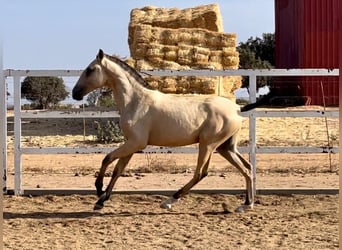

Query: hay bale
left=146, top=44, right=164, bottom=58
left=130, top=25, right=238, bottom=55
left=127, top=4, right=241, bottom=100
left=163, top=45, right=178, bottom=61
left=177, top=45, right=193, bottom=65
left=129, top=4, right=223, bottom=45
left=221, top=50, right=239, bottom=69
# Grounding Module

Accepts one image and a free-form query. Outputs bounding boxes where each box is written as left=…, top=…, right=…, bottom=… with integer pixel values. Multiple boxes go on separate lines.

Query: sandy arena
left=3, top=107, right=339, bottom=249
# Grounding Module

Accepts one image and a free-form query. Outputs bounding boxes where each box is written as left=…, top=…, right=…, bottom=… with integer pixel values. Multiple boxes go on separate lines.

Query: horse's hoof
left=93, top=203, right=104, bottom=210
left=235, top=204, right=253, bottom=213
left=160, top=202, right=172, bottom=210
left=160, top=197, right=178, bottom=210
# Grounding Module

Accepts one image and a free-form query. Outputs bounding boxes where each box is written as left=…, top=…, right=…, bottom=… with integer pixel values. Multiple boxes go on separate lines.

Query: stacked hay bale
left=127, top=4, right=241, bottom=99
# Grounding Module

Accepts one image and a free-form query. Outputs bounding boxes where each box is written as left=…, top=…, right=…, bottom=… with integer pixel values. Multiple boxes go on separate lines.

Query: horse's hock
left=127, top=4, right=241, bottom=100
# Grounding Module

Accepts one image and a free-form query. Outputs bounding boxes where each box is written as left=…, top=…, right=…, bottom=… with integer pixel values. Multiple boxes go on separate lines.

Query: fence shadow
left=4, top=210, right=201, bottom=220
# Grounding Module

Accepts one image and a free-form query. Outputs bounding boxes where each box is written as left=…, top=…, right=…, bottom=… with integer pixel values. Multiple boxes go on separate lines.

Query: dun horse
left=72, top=49, right=265, bottom=212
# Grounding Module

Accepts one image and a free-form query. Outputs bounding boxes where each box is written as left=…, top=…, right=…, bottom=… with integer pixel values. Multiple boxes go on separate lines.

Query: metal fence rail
left=1, top=68, right=339, bottom=195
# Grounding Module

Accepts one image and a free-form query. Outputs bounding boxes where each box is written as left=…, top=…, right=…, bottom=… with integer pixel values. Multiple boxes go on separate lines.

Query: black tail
left=240, top=92, right=273, bottom=112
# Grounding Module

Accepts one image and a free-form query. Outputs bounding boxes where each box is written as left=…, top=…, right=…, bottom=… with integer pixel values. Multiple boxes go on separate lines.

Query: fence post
left=13, top=75, right=22, bottom=195
left=248, top=73, right=257, bottom=195
left=0, top=69, right=6, bottom=194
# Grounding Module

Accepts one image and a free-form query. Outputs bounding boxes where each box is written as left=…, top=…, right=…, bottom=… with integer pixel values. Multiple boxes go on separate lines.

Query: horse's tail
left=240, top=92, right=273, bottom=112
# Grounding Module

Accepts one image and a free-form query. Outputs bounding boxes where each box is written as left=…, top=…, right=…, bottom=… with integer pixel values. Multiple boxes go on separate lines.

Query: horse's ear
left=97, top=49, right=104, bottom=61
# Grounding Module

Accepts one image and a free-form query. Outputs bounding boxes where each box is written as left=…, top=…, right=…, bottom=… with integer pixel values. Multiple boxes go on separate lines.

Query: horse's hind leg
left=94, top=154, right=133, bottom=210
left=217, top=138, right=254, bottom=212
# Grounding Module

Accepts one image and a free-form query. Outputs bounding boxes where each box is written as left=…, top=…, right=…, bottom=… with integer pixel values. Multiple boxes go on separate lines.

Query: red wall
left=275, top=0, right=339, bottom=106
left=340, top=0, right=342, bottom=111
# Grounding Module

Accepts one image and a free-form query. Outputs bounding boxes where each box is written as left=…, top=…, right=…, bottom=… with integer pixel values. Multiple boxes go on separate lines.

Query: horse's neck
left=106, top=63, right=152, bottom=114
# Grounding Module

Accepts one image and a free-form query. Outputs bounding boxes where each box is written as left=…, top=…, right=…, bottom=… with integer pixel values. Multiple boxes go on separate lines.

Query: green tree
left=21, top=76, right=68, bottom=109
left=86, top=89, right=117, bottom=109
left=237, top=33, right=275, bottom=89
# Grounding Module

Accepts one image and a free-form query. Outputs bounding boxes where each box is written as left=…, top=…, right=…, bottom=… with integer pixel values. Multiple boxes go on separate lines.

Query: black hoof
left=94, top=193, right=108, bottom=210
left=93, top=202, right=104, bottom=210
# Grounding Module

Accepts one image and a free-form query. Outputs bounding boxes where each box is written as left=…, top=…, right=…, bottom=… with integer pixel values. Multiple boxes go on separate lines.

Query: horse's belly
left=148, top=128, right=199, bottom=147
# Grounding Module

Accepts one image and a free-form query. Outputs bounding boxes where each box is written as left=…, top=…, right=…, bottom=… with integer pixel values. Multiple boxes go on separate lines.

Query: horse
left=72, top=49, right=264, bottom=212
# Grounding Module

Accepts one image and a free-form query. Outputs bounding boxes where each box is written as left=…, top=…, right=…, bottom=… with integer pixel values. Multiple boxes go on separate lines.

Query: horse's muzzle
left=72, top=87, right=84, bottom=101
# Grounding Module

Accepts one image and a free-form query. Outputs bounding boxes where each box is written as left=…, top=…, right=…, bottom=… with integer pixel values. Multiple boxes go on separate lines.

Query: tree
left=86, top=88, right=117, bottom=109
left=21, top=76, right=68, bottom=109
left=237, top=33, right=275, bottom=89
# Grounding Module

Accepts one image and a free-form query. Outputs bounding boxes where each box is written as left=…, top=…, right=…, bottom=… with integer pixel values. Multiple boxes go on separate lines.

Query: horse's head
left=72, top=49, right=108, bottom=101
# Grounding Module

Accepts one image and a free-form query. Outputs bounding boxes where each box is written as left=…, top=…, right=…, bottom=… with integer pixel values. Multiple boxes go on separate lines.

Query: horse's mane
left=104, top=54, right=153, bottom=90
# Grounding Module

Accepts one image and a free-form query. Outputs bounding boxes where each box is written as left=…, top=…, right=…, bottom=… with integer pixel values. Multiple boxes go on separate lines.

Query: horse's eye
left=85, top=67, right=95, bottom=77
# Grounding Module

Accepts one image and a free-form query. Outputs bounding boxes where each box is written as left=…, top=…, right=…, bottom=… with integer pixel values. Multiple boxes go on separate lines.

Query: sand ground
left=3, top=107, right=339, bottom=249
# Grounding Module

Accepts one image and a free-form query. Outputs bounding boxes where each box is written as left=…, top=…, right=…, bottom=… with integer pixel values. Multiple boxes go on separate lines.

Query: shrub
left=95, top=120, right=125, bottom=144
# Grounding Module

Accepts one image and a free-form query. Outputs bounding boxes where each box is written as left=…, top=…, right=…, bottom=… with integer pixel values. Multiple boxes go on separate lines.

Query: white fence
left=1, top=69, right=339, bottom=195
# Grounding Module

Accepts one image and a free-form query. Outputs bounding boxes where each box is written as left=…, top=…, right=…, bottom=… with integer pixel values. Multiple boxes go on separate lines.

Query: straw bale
left=209, top=50, right=223, bottom=64
left=129, top=4, right=223, bottom=43
left=193, top=46, right=210, bottom=56
left=147, top=57, right=165, bottom=67
left=130, top=25, right=238, bottom=52
left=222, top=50, right=239, bottom=57
left=222, top=56, right=239, bottom=69
left=163, top=46, right=178, bottom=61
left=137, top=74, right=241, bottom=100
left=178, top=32, right=193, bottom=44
left=217, top=76, right=242, bottom=99
left=160, top=78, right=177, bottom=93
left=146, top=44, right=164, bottom=58
left=177, top=45, right=193, bottom=65
left=131, top=25, right=153, bottom=44
left=193, top=54, right=209, bottom=64
left=220, top=35, right=237, bottom=47
left=160, top=29, right=179, bottom=45
left=127, top=4, right=241, bottom=99
left=133, top=46, right=148, bottom=59
left=159, top=60, right=183, bottom=70
left=134, top=59, right=155, bottom=70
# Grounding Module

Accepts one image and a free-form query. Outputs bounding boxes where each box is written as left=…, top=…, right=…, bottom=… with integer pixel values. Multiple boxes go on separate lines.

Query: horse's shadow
left=4, top=209, right=229, bottom=220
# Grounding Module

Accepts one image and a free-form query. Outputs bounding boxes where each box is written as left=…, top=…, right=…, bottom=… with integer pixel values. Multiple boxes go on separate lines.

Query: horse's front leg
left=94, top=138, right=146, bottom=210
left=95, top=153, right=114, bottom=197
left=94, top=141, right=142, bottom=197
left=94, top=154, right=133, bottom=210
left=160, top=144, right=213, bottom=210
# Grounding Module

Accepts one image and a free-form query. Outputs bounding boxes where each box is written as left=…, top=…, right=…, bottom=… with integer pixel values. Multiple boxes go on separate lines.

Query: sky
left=2, top=0, right=275, bottom=70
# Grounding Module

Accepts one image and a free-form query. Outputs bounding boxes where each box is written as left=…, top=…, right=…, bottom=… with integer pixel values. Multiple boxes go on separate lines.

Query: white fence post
left=248, top=74, right=257, bottom=195
left=13, top=76, right=22, bottom=195
left=1, top=69, right=7, bottom=194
